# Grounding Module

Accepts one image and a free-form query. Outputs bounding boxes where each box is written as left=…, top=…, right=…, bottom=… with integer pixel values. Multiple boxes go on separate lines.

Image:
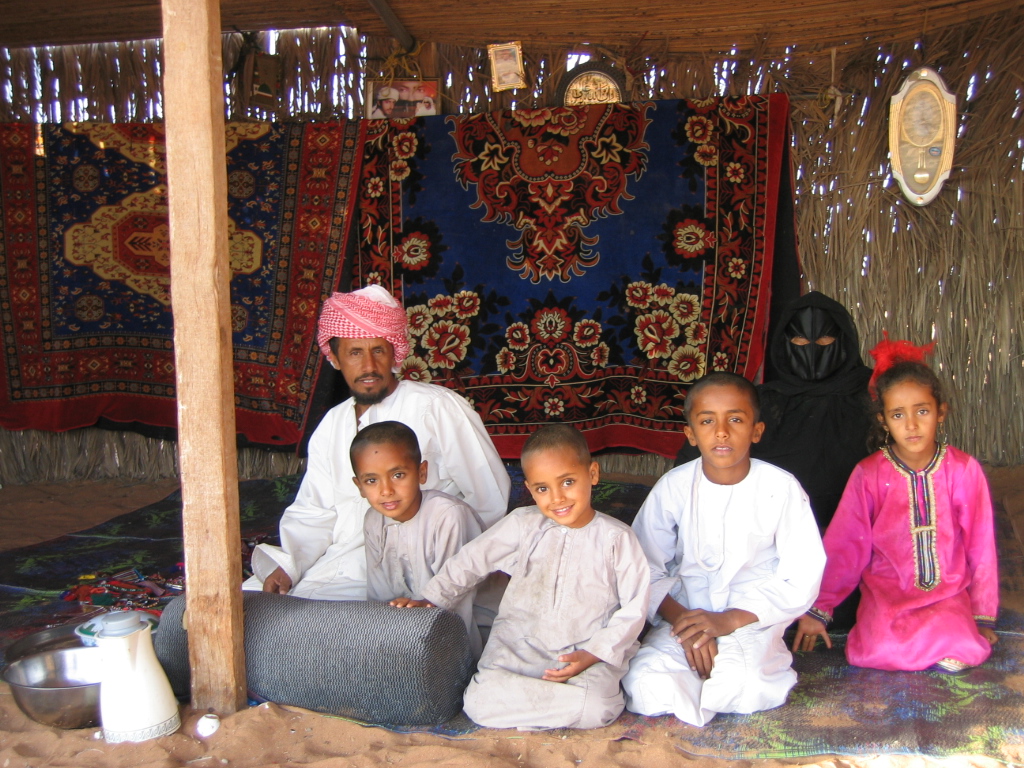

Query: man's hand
left=791, top=615, right=832, bottom=652
left=542, top=650, right=600, bottom=683
left=389, top=597, right=434, bottom=608
left=262, top=567, right=292, bottom=594
left=979, top=626, right=999, bottom=646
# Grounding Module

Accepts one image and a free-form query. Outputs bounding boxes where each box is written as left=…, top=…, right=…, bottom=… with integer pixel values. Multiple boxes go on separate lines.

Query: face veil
left=783, top=305, right=848, bottom=381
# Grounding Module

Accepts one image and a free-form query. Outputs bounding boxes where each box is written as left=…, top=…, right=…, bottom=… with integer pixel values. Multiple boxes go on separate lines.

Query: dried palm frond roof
left=1, top=0, right=1019, bottom=54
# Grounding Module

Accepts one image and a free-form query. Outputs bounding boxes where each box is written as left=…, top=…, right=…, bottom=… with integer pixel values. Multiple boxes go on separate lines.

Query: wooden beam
left=161, top=0, right=247, bottom=714
left=364, top=0, right=415, bottom=52
left=0, top=0, right=364, bottom=48
left=2, top=0, right=1018, bottom=54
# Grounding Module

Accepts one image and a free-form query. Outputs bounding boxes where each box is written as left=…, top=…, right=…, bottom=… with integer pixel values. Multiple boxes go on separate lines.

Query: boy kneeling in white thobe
left=393, top=424, right=650, bottom=730
left=623, top=372, right=825, bottom=727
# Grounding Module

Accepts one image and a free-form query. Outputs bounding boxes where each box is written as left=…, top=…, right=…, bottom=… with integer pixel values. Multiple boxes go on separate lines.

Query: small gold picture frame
left=487, top=42, right=527, bottom=92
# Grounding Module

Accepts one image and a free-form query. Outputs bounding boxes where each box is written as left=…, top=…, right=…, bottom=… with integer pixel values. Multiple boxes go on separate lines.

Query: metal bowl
left=4, top=623, right=85, bottom=666
left=2, top=647, right=103, bottom=729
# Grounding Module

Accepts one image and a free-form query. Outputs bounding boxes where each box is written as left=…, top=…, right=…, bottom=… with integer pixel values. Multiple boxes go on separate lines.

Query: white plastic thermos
left=96, top=611, right=181, bottom=743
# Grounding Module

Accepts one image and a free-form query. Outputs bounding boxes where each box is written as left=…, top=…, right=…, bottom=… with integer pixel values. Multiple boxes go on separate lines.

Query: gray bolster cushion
left=155, top=592, right=473, bottom=725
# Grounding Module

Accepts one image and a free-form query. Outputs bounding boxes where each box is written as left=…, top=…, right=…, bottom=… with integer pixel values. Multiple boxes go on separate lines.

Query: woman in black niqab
left=754, top=291, right=873, bottom=532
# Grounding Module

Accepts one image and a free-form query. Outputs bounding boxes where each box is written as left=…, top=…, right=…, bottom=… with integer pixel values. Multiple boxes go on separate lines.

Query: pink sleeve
left=957, top=456, right=1000, bottom=627
left=813, top=462, right=876, bottom=620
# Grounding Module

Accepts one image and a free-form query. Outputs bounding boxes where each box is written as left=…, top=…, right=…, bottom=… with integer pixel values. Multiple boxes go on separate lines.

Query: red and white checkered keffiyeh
left=316, top=285, right=410, bottom=368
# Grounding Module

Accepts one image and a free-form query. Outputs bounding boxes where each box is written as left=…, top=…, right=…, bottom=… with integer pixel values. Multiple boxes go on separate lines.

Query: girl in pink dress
left=791, top=337, right=999, bottom=672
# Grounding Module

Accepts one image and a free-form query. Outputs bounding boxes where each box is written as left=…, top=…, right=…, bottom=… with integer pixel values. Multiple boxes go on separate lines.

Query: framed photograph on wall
left=487, top=42, right=527, bottom=92
left=365, top=79, right=441, bottom=119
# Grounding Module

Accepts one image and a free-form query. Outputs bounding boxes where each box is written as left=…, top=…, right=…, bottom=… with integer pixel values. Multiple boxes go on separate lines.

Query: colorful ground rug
left=0, top=121, right=363, bottom=447
left=353, top=96, right=789, bottom=458
left=2, top=479, right=1022, bottom=760
left=615, top=634, right=1024, bottom=761
left=0, top=476, right=294, bottom=664
left=330, top=629, right=1024, bottom=762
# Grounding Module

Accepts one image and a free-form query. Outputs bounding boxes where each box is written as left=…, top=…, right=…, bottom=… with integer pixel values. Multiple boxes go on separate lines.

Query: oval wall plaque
left=889, top=67, right=957, bottom=206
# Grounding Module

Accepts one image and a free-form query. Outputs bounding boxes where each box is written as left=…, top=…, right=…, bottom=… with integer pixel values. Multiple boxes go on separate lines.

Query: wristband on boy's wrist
left=974, top=614, right=997, bottom=629
left=807, top=607, right=832, bottom=625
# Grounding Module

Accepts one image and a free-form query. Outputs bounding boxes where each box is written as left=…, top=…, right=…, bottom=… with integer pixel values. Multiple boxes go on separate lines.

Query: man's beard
left=352, top=388, right=390, bottom=407
left=350, top=373, right=393, bottom=407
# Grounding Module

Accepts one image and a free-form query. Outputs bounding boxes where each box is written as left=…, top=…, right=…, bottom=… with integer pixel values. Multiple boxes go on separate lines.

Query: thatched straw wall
left=0, top=10, right=1021, bottom=483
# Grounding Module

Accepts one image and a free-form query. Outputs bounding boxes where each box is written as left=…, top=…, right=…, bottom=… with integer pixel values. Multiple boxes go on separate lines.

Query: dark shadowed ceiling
left=0, top=0, right=1018, bottom=55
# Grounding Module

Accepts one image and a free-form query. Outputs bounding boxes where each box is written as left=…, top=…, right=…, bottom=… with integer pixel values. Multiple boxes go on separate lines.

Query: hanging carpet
left=0, top=121, right=363, bottom=447
left=353, top=95, right=789, bottom=458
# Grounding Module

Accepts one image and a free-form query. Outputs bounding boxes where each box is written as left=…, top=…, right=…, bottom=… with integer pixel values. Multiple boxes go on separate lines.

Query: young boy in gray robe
left=353, top=421, right=486, bottom=658
left=393, top=424, right=650, bottom=730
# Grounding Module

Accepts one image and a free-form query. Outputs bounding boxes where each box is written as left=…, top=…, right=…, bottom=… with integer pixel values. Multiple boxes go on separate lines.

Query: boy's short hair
left=521, top=424, right=592, bottom=466
left=684, top=372, right=761, bottom=422
left=350, top=420, right=422, bottom=468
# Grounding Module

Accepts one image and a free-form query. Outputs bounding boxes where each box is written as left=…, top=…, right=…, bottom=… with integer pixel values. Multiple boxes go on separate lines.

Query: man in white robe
left=623, top=457, right=825, bottom=726
left=244, top=285, right=510, bottom=600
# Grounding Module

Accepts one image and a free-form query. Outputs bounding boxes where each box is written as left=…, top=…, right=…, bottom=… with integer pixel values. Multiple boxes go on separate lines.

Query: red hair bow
left=867, top=332, right=935, bottom=394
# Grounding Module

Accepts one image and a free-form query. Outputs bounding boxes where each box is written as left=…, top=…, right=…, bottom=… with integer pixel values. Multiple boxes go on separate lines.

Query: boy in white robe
left=393, top=424, right=650, bottom=730
left=623, top=372, right=825, bottom=727
left=354, top=420, right=485, bottom=658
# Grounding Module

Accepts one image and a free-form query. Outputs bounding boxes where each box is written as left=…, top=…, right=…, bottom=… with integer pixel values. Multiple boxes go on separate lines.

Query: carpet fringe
left=0, top=428, right=305, bottom=486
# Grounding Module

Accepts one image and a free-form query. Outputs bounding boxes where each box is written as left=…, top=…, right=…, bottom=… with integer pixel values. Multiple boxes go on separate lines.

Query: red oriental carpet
left=0, top=122, right=363, bottom=447
left=353, top=96, right=789, bottom=458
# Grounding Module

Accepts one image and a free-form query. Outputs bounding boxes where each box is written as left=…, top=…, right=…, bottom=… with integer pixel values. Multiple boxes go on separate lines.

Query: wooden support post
left=161, top=0, right=246, bottom=714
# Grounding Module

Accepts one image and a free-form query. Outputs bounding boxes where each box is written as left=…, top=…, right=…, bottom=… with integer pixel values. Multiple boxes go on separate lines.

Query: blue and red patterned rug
left=354, top=97, right=790, bottom=458
left=0, top=122, right=362, bottom=448
left=1, top=100, right=789, bottom=460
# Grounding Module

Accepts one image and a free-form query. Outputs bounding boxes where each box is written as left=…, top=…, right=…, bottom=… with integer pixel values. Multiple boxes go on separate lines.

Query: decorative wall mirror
left=888, top=67, right=957, bottom=206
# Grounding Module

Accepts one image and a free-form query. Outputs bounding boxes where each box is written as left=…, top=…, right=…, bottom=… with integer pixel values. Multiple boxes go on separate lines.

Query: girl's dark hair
left=867, top=361, right=948, bottom=450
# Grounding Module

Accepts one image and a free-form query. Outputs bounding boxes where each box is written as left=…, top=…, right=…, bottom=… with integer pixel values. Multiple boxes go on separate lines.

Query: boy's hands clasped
left=670, top=607, right=757, bottom=678
left=262, top=566, right=293, bottom=595
left=658, top=596, right=757, bottom=679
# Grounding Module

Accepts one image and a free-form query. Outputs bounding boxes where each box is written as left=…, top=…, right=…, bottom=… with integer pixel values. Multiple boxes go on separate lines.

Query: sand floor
left=1, top=467, right=1021, bottom=768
